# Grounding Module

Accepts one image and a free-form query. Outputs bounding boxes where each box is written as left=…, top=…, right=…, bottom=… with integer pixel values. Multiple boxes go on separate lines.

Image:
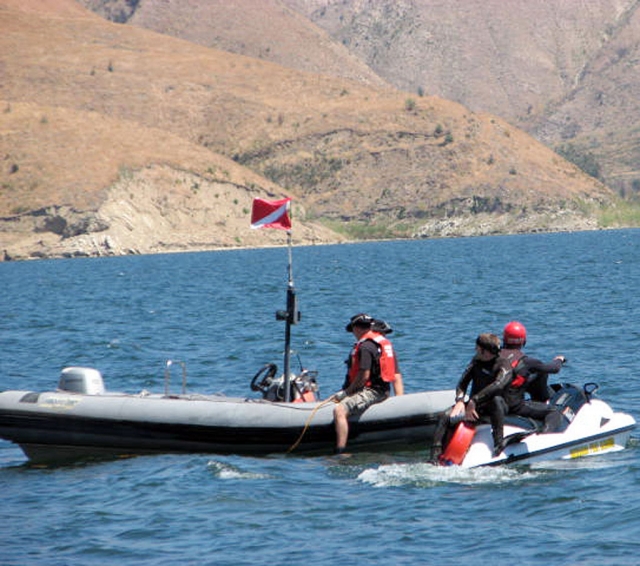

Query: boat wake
left=357, top=438, right=639, bottom=487
left=206, top=459, right=272, bottom=481
left=357, top=462, right=540, bottom=488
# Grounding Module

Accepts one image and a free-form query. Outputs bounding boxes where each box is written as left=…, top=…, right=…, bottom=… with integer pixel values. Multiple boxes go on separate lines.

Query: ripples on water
left=1, top=230, right=639, bottom=565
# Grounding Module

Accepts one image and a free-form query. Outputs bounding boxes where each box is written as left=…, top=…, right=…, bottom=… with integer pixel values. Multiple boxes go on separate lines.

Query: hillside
left=0, top=0, right=616, bottom=260
left=77, top=0, right=387, bottom=89
left=0, top=100, right=337, bottom=259
left=130, top=0, right=389, bottom=89
left=532, top=6, right=640, bottom=196
left=284, top=0, right=640, bottom=197
left=0, top=0, right=341, bottom=258
left=80, top=0, right=640, bottom=198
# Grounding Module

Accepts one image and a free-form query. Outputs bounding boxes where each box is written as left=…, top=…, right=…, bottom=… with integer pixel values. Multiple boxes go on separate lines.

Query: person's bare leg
left=333, top=404, right=349, bottom=453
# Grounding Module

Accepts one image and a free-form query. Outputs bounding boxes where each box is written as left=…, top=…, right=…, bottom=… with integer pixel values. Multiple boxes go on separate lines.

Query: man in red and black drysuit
left=500, top=321, right=565, bottom=433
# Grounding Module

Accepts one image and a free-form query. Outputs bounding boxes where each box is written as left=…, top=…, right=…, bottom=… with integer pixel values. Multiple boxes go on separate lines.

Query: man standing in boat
left=333, top=313, right=397, bottom=454
left=431, top=333, right=512, bottom=462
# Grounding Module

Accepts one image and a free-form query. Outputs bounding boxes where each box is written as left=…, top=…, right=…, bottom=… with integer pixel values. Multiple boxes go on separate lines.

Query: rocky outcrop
left=413, top=210, right=599, bottom=239
left=0, top=165, right=342, bottom=261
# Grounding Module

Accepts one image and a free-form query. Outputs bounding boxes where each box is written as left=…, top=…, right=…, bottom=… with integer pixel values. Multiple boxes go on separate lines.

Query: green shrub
left=321, top=219, right=414, bottom=240
left=555, top=143, right=602, bottom=180
left=597, top=201, right=640, bottom=227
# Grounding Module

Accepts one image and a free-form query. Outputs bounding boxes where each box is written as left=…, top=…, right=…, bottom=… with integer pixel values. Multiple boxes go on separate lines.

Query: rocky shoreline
left=1, top=203, right=605, bottom=262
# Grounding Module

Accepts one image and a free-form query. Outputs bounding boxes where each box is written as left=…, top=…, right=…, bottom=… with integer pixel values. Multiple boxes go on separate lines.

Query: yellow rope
left=287, top=396, right=337, bottom=453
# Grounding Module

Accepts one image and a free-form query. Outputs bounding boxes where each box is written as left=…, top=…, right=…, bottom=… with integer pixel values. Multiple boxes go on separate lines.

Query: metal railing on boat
left=164, top=360, right=187, bottom=395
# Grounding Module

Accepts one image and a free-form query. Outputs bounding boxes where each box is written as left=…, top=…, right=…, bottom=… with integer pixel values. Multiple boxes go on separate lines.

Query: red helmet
left=503, top=321, right=527, bottom=347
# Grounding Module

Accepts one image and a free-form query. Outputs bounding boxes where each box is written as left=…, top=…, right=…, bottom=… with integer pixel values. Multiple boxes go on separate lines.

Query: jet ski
left=438, top=383, right=636, bottom=468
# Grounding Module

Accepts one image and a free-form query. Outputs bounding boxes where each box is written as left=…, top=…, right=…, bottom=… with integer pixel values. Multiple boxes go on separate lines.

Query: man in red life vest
left=372, top=318, right=404, bottom=396
left=333, top=313, right=397, bottom=454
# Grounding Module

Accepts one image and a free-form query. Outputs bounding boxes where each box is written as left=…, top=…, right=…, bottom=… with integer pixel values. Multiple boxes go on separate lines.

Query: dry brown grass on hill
left=0, top=0, right=620, bottom=259
left=0, top=100, right=338, bottom=259
left=123, top=0, right=389, bottom=88
left=3, top=0, right=89, bottom=16
left=0, top=100, right=290, bottom=217
left=285, top=0, right=640, bottom=197
left=2, top=1, right=389, bottom=152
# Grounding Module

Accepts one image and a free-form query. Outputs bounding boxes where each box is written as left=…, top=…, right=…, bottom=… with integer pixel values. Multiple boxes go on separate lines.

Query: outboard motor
left=58, top=367, right=105, bottom=395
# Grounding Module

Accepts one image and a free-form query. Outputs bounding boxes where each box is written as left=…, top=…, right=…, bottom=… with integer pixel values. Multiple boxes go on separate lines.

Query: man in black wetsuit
left=500, top=321, right=566, bottom=433
left=431, top=333, right=512, bottom=462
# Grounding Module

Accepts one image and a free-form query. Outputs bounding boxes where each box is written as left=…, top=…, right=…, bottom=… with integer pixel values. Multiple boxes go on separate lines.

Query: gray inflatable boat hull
left=0, top=387, right=454, bottom=462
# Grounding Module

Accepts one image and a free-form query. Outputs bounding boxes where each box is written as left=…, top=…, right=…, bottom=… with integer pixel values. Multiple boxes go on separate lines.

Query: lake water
left=1, top=230, right=639, bottom=565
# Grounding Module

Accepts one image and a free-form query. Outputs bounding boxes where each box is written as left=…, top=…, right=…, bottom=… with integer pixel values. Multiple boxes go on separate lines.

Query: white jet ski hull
left=442, top=384, right=635, bottom=468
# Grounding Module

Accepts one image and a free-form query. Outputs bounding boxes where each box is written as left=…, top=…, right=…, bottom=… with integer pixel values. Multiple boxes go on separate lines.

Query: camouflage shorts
left=340, top=387, right=387, bottom=416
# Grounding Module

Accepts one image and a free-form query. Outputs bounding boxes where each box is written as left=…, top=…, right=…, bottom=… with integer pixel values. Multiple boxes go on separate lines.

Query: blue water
left=1, top=230, right=639, bottom=565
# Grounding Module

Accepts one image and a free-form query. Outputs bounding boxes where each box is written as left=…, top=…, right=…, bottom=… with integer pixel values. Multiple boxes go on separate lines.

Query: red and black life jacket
left=501, top=349, right=527, bottom=388
left=347, top=331, right=396, bottom=385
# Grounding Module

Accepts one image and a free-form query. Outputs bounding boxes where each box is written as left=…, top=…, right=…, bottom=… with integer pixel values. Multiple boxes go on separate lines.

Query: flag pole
left=250, top=196, right=297, bottom=402
left=282, top=229, right=296, bottom=402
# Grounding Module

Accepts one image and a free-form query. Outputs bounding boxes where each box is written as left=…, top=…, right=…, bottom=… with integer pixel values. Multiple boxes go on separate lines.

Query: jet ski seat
left=503, top=414, right=542, bottom=431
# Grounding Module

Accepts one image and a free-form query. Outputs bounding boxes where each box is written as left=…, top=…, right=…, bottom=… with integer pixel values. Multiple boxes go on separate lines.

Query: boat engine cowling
left=251, top=363, right=319, bottom=402
left=58, top=367, right=105, bottom=395
left=263, top=370, right=319, bottom=402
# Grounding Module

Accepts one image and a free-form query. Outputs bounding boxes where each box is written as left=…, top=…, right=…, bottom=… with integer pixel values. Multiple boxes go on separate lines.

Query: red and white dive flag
left=250, top=197, right=292, bottom=230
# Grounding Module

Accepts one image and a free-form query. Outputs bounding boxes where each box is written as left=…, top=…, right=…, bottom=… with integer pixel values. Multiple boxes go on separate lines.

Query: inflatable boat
left=437, top=383, right=636, bottom=468
left=0, top=363, right=454, bottom=463
left=0, top=238, right=459, bottom=463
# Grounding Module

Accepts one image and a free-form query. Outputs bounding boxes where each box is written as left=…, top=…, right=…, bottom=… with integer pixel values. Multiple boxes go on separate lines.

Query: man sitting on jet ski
left=499, top=321, right=566, bottom=438
left=431, top=333, right=512, bottom=462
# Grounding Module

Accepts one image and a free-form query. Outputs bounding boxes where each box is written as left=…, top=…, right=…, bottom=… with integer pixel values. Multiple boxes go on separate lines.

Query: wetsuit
left=501, top=349, right=563, bottom=432
left=432, top=355, right=512, bottom=456
left=501, top=348, right=564, bottom=402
